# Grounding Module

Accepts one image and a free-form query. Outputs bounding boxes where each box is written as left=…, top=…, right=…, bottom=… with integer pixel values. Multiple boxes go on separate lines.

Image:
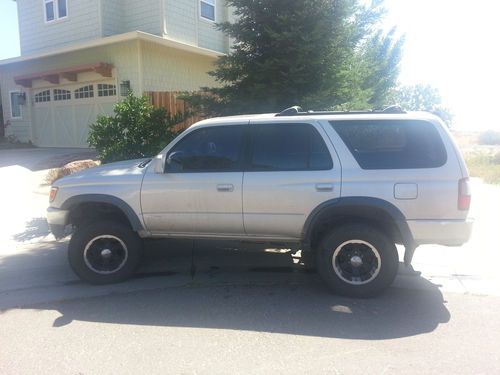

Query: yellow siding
left=140, top=40, right=219, bottom=91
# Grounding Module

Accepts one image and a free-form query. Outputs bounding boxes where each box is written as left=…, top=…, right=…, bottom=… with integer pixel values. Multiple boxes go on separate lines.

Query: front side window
left=200, top=0, right=215, bottom=21
left=166, top=126, right=244, bottom=172
left=250, top=123, right=333, bottom=171
left=10, top=92, right=22, bottom=119
left=44, top=0, right=68, bottom=22
left=330, top=119, right=447, bottom=169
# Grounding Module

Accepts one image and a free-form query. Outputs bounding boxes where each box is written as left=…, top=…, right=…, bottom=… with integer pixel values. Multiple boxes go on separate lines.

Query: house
left=0, top=0, right=232, bottom=147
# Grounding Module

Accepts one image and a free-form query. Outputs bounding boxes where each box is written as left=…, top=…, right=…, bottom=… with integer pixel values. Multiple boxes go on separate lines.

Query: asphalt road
left=1, top=148, right=499, bottom=374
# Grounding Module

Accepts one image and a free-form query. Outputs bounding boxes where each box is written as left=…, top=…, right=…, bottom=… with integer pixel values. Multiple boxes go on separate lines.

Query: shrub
left=88, top=94, right=185, bottom=163
left=478, top=130, right=500, bottom=145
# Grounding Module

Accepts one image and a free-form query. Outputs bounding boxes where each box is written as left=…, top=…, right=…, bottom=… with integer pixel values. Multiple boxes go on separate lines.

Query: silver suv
left=47, top=107, right=473, bottom=297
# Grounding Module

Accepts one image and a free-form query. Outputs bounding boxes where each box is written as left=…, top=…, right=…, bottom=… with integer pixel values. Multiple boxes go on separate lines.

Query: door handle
left=217, top=184, right=234, bottom=192
left=315, top=183, right=333, bottom=192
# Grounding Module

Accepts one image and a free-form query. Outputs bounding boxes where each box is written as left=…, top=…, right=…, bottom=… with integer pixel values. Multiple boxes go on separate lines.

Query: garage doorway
left=32, top=81, right=118, bottom=147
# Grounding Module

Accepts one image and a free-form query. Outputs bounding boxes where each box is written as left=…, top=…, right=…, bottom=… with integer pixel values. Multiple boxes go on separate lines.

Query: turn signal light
left=49, top=187, right=59, bottom=203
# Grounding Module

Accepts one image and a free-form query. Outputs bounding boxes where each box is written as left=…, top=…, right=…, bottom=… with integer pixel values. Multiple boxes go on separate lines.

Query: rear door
left=242, top=120, right=341, bottom=239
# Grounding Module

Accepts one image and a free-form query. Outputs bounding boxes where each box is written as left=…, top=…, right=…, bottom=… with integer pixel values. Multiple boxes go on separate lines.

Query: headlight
left=49, top=187, right=59, bottom=203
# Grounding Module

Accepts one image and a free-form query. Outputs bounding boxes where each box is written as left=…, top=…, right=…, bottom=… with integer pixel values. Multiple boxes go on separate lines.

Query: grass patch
left=464, top=151, right=500, bottom=185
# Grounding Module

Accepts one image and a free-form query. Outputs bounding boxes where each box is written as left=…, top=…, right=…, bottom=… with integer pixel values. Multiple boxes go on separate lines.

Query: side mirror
left=153, top=154, right=166, bottom=173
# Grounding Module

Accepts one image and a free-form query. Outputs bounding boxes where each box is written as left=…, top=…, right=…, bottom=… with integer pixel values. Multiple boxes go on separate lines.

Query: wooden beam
left=61, top=72, right=77, bottom=81
left=42, top=74, right=59, bottom=84
left=94, top=63, right=113, bottom=78
left=14, top=79, right=32, bottom=88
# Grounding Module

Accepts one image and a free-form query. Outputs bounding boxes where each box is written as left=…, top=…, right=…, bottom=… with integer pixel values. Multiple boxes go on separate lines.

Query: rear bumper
left=407, top=218, right=474, bottom=246
left=47, top=207, right=70, bottom=238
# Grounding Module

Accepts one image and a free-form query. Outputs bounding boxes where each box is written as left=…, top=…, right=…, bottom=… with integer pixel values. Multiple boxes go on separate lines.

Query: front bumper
left=47, top=207, right=70, bottom=238
left=407, top=218, right=474, bottom=246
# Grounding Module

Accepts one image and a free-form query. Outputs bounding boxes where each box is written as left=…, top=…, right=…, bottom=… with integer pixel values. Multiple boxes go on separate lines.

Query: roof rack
left=275, top=104, right=406, bottom=117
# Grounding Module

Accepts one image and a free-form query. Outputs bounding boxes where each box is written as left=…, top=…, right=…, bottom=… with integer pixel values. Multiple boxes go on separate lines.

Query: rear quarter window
left=329, top=119, right=447, bottom=169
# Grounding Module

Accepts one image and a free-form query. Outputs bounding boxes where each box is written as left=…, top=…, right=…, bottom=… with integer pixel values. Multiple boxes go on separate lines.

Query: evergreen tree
left=186, top=0, right=404, bottom=115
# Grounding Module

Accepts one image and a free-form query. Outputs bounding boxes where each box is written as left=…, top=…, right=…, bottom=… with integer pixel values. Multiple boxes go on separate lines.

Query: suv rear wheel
left=316, top=224, right=398, bottom=297
left=68, top=220, right=143, bottom=284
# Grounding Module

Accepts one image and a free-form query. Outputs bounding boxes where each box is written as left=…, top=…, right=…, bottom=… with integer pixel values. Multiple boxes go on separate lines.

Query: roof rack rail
left=275, top=104, right=406, bottom=117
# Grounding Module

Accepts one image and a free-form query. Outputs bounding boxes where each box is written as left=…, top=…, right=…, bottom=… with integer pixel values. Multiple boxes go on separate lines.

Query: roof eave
left=0, top=31, right=224, bottom=67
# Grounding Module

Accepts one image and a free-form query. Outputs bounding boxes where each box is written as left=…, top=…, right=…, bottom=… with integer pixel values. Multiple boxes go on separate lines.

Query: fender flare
left=61, top=194, right=144, bottom=231
left=302, top=196, right=415, bottom=250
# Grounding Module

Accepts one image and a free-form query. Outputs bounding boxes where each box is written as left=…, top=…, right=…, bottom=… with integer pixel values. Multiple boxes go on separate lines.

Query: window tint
left=167, top=126, right=244, bottom=172
left=330, top=120, right=447, bottom=169
left=250, top=123, right=333, bottom=171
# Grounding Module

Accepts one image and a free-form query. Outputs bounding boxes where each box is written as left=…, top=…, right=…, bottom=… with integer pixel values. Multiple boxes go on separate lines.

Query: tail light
left=458, top=178, right=471, bottom=210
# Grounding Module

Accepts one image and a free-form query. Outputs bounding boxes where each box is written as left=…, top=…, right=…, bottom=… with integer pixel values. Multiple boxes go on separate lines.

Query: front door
left=141, top=124, right=246, bottom=236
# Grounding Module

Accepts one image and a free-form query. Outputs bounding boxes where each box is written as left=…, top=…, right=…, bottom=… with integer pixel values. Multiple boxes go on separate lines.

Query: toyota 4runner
left=47, top=106, right=473, bottom=297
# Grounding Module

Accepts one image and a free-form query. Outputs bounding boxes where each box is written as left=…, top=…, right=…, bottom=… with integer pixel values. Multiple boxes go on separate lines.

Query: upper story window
left=200, top=0, right=215, bottom=22
left=44, top=0, right=68, bottom=23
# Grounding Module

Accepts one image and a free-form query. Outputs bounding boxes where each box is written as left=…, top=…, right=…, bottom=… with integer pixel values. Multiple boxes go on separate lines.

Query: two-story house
left=0, top=0, right=231, bottom=147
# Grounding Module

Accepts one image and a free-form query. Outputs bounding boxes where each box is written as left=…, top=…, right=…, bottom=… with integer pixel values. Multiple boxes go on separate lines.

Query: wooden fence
left=145, top=91, right=204, bottom=131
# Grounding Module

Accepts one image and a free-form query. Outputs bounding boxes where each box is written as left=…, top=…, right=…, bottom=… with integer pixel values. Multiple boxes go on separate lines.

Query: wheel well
left=68, top=202, right=132, bottom=230
left=308, top=211, right=404, bottom=252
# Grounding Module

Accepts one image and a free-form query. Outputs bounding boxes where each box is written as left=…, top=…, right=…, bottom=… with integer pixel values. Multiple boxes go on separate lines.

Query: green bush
left=478, top=130, right=500, bottom=145
left=88, top=94, right=185, bottom=163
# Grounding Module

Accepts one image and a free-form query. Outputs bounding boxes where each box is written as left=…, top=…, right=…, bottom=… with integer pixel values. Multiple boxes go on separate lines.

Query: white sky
left=383, top=0, right=500, bottom=131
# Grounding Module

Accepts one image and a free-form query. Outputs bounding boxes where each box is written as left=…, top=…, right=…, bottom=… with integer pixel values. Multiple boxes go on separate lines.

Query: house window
left=10, top=91, right=23, bottom=119
left=34, top=90, right=51, bottom=103
left=97, top=84, right=116, bottom=97
left=200, top=0, right=215, bottom=21
left=74, top=85, right=94, bottom=99
left=54, top=88, right=71, bottom=101
left=44, top=0, right=68, bottom=23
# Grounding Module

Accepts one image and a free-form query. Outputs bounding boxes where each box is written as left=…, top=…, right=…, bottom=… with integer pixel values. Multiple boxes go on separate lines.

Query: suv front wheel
left=68, top=220, right=143, bottom=284
left=316, top=224, right=399, bottom=297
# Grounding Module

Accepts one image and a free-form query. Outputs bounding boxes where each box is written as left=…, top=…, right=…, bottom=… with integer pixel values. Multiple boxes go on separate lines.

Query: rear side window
left=250, top=123, right=333, bottom=171
left=330, top=120, right=447, bottom=169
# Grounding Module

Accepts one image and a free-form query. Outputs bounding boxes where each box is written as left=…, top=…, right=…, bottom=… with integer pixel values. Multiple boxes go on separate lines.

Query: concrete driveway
left=0, top=148, right=499, bottom=374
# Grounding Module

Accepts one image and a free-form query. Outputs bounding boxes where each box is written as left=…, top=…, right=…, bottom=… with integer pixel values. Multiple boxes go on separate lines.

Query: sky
left=0, top=0, right=499, bottom=131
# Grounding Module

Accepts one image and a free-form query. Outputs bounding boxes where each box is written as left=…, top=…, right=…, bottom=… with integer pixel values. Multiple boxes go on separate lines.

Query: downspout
left=97, top=0, right=103, bottom=37
left=160, top=0, right=167, bottom=36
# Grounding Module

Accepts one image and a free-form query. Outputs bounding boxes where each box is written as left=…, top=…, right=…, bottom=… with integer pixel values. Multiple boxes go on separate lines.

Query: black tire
left=316, top=223, right=398, bottom=298
left=68, top=220, right=143, bottom=284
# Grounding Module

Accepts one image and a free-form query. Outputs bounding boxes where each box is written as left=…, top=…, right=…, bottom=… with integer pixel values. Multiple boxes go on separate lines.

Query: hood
left=54, top=158, right=151, bottom=187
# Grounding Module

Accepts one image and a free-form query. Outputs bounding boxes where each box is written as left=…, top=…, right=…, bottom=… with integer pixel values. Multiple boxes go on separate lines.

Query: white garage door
left=32, top=82, right=118, bottom=147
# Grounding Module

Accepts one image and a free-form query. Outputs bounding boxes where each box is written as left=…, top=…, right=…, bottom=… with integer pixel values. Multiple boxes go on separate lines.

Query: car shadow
left=11, top=217, right=50, bottom=242
left=0, top=239, right=451, bottom=340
